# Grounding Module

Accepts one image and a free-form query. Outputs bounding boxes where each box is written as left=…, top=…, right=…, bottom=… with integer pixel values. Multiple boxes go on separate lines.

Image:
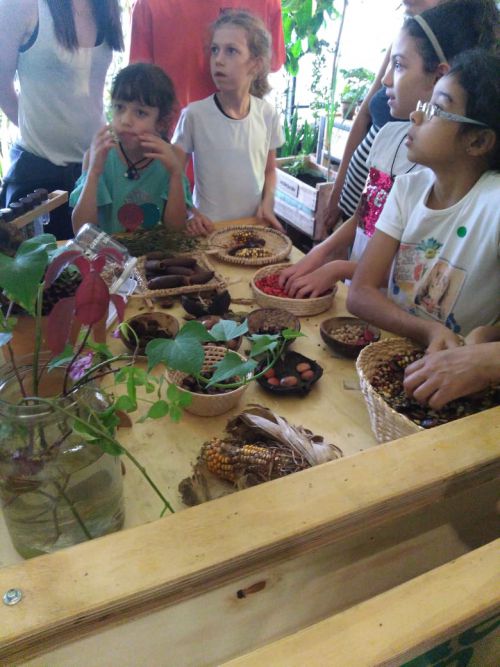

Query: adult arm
left=0, top=0, right=37, bottom=124
left=323, top=49, right=391, bottom=231
left=403, top=343, right=500, bottom=409
left=129, top=0, right=154, bottom=63
left=256, top=150, right=284, bottom=231
left=347, top=229, right=463, bottom=351
left=269, top=0, right=286, bottom=72
left=465, top=325, right=500, bottom=345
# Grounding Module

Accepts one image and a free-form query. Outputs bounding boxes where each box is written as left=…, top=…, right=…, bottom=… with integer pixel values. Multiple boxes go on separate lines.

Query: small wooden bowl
left=320, top=316, right=380, bottom=359
left=181, top=290, right=231, bottom=317
left=120, top=312, right=179, bottom=353
left=256, top=351, right=323, bottom=396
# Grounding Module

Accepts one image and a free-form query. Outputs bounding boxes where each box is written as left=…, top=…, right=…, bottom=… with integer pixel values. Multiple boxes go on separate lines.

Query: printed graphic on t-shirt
left=358, top=168, right=393, bottom=237
left=392, top=239, right=466, bottom=327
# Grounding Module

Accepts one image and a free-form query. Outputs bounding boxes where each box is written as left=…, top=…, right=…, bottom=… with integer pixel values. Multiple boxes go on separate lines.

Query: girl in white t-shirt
left=280, top=0, right=498, bottom=297
left=173, top=10, right=284, bottom=233
left=347, top=49, right=500, bottom=349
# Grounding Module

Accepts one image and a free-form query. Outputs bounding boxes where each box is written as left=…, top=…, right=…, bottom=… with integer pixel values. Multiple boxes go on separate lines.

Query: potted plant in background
left=339, top=67, right=375, bottom=120
left=0, top=232, right=189, bottom=558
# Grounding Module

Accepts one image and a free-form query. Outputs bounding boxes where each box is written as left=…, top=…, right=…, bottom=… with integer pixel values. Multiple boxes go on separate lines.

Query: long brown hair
left=45, top=0, right=124, bottom=51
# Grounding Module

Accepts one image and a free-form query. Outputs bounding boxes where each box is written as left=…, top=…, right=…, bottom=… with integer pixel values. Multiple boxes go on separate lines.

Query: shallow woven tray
left=132, top=252, right=226, bottom=299
left=251, top=264, right=336, bottom=317
left=207, top=225, right=292, bottom=266
left=356, top=338, right=423, bottom=444
left=167, top=346, right=250, bottom=417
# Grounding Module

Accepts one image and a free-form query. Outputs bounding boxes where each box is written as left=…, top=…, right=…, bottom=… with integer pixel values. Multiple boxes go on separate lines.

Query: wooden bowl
left=251, top=264, right=336, bottom=317
left=120, top=312, right=179, bottom=353
left=256, top=351, right=323, bottom=396
left=320, top=316, right=380, bottom=359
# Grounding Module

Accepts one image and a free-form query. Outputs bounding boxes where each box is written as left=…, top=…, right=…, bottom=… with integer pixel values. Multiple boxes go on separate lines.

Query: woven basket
left=356, top=338, right=423, bottom=444
left=251, top=264, right=336, bottom=317
left=132, top=252, right=226, bottom=299
left=167, top=346, right=250, bottom=417
left=207, top=225, right=292, bottom=266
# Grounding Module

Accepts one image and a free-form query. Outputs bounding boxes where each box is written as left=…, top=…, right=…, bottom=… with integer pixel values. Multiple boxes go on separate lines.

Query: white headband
left=413, top=15, right=448, bottom=65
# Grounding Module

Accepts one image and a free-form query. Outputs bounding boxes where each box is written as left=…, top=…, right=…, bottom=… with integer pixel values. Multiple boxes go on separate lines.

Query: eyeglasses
left=415, top=101, right=488, bottom=127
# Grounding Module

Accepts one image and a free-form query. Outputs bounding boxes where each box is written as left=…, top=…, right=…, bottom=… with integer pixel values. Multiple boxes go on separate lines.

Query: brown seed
left=263, top=368, right=276, bottom=378
left=267, top=377, right=280, bottom=386
left=301, top=370, right=315, bottom=381
left=296, top=362, right=311, bottom=373
left=280, top=375, right=298, bottom=387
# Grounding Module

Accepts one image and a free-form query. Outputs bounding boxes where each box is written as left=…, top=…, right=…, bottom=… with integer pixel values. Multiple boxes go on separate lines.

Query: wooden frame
left=1, top=407, right=498, bottom=665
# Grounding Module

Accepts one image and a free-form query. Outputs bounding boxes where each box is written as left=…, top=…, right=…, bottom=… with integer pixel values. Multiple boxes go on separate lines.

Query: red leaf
left=73, top=255, right=91, bottom=276
left=110, top=294, right=126, bottom=323
left=46, top=297, right=75, bottom=354
left=44, top=250, right=82, bottom=287
left=75, top=272, right=110, bottom=326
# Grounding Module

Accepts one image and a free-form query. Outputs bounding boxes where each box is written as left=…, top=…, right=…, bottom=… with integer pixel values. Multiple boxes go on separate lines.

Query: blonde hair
left=211, top=10, right=271, bottom=98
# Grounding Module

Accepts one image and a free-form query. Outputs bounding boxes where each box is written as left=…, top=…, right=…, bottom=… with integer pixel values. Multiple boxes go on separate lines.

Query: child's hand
left=283, top=264, right=339, bottom=299
left=140, top=133, right=183, bottom=174
left=88, top=125, right=115, bottom=176
left=186, top=208, right=214, bottom=237
left=256, top=201, right=284, bottom=232
left=425, top=323, right=465, bottom=353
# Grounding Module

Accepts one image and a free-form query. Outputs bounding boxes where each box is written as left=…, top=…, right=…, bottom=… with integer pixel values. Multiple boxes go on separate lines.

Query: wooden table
left=1, top=218, right=498, bottom=665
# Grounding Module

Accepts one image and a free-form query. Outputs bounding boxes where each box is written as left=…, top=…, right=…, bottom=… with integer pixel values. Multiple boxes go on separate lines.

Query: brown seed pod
left=280, top=375, right=298, bottom=387
left=147, top=275, right=185, bottom=290
left=296, top=362, right=311, bottom=373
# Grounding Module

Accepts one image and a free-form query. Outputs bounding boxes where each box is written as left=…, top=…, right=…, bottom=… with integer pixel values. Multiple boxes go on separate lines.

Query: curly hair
left=211, top=10, right=272, bottom=98
left=404, top=0, right=499, bottom=72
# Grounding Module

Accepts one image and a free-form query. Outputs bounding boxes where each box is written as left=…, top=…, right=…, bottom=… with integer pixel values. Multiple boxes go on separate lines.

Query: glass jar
left=68, top=223, right=137, bottom=293
left=0, top=354, right=124, bottom=558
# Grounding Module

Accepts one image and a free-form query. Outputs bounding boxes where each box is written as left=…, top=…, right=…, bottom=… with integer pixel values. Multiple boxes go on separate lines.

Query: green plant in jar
left=0, top=232, right=189, bottom=558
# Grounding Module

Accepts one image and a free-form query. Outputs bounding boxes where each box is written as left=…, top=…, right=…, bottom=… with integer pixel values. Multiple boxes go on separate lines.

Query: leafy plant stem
left=32, top=283, right=45, bottom=395
left=63, top=326, right=91, bottom=395
left=35, top=398, right=175, bottom=517
left=53, top=480, right=93, bottom=540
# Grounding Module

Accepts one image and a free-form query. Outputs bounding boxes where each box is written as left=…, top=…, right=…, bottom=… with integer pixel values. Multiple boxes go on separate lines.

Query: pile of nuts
left=263, top=361, right=315, bottom=388
left=230, top=247, right=271, bottom=259
left=330, top=323, right=376, bottom=345
left=371, top=352, right=500, bottom=428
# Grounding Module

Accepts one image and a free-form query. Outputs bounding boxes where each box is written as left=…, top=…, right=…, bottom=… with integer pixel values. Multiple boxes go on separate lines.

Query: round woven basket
left=251, top=264, right=336, bottom=317
left=167, top=346, right=250, bottom=417
left=207, top=225, right=292, bottom=266
left=356, top=338, right=423, bottom=444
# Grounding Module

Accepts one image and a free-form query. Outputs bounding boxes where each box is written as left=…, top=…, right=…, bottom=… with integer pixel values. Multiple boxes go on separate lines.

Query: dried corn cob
left=200, top=437, right=299, bottom=483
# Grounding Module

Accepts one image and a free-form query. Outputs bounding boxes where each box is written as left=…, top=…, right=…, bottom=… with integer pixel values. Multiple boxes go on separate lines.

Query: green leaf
left=169, top=405, right=183, bottom=423
left=167, top=382, right=192, bottom=407
left=145, top=400, right=169, bottom=420
left=282, top=328, right=305, bottom=341
left=209, top=318, right=248, bottom=342
left=248, top=334, right=279, bottom=357
left=146, top=336, right=205, bottom=376
left=115, top=394, right=137, bottom=413
left=85, top=340, right=114, bottom=360
left=178, top=320, right=216, bottom=343
left=208, top=352, right=256, bottom=386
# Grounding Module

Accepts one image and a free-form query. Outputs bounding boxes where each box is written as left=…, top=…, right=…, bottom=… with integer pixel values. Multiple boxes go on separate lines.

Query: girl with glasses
left=347, top=49, right=500, bottom=351
left=279, top=0, right=498, bottom=299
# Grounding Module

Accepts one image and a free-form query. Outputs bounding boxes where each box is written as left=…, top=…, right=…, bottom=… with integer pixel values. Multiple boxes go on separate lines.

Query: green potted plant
left=0, top=233, right=188, bottom=557
left=339, top=67, right=375, bottom=120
